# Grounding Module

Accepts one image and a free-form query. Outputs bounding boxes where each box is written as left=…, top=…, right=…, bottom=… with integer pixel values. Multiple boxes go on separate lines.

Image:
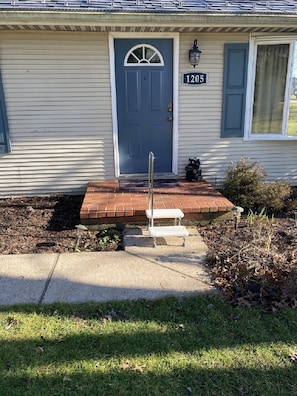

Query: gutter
left=0, top=10, right=297, bottom=29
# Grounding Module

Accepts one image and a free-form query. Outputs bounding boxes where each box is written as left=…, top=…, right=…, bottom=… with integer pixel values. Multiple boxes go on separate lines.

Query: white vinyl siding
left=0, top=31, right=114, bottom=196
left=0, top=30, right=297, bottom=198
left=178, top=33, right=297, bottom=186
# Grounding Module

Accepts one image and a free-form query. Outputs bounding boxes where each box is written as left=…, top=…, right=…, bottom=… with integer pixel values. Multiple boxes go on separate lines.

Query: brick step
left=80, top=180, right=234, bottom=226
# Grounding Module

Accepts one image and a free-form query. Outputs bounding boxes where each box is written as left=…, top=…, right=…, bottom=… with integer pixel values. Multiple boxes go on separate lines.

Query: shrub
left=286, top=187, right=297, bottom=212
left=221, top=158, right=266, bottom=210
left=221, top=158, right=292, bottom=213
left=257, top=181, right=292, bottom=213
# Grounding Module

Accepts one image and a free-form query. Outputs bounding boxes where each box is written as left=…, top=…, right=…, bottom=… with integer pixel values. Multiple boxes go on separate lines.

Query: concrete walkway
left=0, top=227, right=216, bottom=306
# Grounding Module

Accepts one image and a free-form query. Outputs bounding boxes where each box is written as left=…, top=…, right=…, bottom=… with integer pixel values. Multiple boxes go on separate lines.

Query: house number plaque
left=183, top=72, right=208, bottom=85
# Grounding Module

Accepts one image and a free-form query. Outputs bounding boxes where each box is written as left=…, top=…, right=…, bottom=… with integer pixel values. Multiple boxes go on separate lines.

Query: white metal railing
left=146, top=151, right=188, bottom=247
left=148, top=151, right=155, bottom=226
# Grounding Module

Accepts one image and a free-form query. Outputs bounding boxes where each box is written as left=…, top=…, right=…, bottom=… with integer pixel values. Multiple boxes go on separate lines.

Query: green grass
left=1, top=296, right=297, bottom=395
left=288, top=101, right=297, bottom=136
left=252, top=100, right=297, bottom=136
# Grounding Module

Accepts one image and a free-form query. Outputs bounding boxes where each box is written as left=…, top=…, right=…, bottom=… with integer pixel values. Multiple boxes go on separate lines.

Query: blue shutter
left=221, top=43, right=249, bottom=138
left=0, top=71, right=10, bottom=153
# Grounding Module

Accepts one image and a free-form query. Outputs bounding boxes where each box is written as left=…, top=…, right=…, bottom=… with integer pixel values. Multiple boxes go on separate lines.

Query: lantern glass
left=189, top=40, right=201, bottom=68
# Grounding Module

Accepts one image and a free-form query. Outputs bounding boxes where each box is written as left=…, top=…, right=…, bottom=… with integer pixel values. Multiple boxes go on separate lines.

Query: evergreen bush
left=221, top=158, right=292, bottom=213
left=221, top=158, right=266, bottom=210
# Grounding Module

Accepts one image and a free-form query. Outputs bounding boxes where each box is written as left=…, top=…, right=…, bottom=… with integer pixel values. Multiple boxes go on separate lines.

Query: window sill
left=244, top=135, right=297, bottom=141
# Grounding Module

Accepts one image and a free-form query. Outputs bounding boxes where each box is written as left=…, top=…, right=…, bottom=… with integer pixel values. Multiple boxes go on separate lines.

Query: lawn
left=251, top=100, right=297, bottom=136
left=1, top=296, right=297, bottom=395
left=288, top=100, right=297, bottom=136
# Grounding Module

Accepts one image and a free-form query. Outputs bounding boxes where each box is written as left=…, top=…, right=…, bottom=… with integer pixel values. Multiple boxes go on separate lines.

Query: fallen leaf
left=101, top=316, right=111, bottom=324
left=36, top=346, right=44, bottom=353
left=4, top=317, right=18, bottom=330
left=289, top=351, right=297, bottom=363
left=131, top=365, right=145, bottom=374
left=120, top=361, right=131, bottom=370
left=55, top=335, right=64, bottom=343
left=120, top=361, right=145, bottom=373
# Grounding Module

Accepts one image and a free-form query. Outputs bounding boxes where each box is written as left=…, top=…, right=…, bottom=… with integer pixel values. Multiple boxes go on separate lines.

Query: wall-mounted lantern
left=189, top=40, right=202, bottom=68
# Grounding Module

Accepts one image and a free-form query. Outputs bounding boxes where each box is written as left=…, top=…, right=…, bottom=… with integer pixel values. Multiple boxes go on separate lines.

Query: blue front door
left=115, top=39, right=173, bottom=174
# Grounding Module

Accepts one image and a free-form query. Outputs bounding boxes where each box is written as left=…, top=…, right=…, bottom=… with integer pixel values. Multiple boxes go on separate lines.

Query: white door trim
left=109, top=32, right=179, bottom=177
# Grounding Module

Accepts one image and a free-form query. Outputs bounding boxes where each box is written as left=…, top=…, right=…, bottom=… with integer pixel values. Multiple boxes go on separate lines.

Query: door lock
left=167, top=102, right=173, bottom=112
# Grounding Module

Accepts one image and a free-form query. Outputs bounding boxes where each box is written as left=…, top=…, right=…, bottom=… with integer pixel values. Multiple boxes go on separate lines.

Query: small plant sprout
left=232, top=206, right=244, bottom=230
left=74, top=224, right=88, bottom=252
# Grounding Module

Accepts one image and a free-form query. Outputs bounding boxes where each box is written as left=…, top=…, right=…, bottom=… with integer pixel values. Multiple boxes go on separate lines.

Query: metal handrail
left=148, top=151, right=154, bottom=226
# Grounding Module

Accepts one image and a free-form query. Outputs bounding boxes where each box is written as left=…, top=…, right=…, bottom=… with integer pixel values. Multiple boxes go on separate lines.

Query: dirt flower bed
left=0, top=195, right=122, bottom=254
left=200, top=215, right=297, bottom=310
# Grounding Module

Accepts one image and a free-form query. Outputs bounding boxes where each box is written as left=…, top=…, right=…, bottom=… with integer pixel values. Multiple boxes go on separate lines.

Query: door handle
left=167, top=116, right=173, bottom=121
left=167, top=102, right=173, bottom=112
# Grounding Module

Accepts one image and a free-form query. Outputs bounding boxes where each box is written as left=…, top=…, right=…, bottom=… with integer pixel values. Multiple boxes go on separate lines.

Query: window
left=246, top=37, right=297, bottom=140
left=124, top=44, right=164, bottom=66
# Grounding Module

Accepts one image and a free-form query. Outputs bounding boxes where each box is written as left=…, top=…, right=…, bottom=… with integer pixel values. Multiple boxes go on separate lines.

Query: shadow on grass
left=1, top=296, right=297, bottom=394
left=3, top=366, right=297, bottom=396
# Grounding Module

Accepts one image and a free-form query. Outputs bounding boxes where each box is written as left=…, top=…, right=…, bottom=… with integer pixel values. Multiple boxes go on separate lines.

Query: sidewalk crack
left=125, top=249, right=212, bottom=287
left=39, top=253, right=60, bottom=304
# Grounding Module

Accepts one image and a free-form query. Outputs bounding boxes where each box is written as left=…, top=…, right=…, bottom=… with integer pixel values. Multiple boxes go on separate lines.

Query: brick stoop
left=80, top=179, right=234, bottom=226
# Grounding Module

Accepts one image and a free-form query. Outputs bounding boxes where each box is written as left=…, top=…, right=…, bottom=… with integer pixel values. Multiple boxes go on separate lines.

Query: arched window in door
left=124, top=44, right=164, bottom=66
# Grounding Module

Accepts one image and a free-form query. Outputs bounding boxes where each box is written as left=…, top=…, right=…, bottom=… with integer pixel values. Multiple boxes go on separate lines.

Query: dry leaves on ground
left=200, top=215, right=297, bottom=310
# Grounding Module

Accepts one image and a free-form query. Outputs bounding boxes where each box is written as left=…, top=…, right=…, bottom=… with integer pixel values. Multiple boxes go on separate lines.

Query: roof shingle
left=0, top=0, right=296, bottom=14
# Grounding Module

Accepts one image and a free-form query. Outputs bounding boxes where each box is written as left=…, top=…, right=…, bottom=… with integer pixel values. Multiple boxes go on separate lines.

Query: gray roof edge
left=0, top=8, right=297, bottom=16
left=1, top=0, right=297, bottom=16
left=0, top=8, right=297, bottom=17
left=1, top=9, right=297, bottom=29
